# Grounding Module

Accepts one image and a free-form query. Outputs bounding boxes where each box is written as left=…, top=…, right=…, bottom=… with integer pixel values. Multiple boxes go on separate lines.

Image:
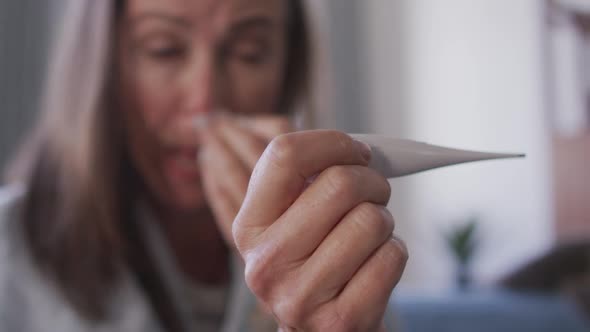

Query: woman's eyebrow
left=229, top=16, right=276, bottom=33
left=130, top=12, right=191, bottom=29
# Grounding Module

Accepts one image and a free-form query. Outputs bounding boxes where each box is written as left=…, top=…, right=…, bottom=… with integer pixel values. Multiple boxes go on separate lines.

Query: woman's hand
left=198, top=114, right=292, bottom=247
left=233, top=130, right=408, bottom=331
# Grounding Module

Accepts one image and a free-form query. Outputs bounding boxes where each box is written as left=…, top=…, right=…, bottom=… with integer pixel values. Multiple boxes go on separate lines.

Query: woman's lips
left=163, top=147, right=201, bottom=182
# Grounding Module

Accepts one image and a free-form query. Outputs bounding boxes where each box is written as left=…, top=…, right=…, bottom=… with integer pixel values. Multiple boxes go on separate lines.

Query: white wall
left=359, top=0, right=554, bottom=292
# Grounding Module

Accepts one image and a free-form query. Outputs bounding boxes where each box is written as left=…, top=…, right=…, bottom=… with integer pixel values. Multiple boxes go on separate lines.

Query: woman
left=0, top=0, right=408, bottom=331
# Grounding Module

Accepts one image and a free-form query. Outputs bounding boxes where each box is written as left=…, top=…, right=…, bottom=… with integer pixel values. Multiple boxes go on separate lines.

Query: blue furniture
left=392, top=290, right=590, bottom=332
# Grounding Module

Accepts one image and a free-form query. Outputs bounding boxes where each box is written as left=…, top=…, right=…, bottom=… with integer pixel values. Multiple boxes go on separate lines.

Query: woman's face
left=118, top=0, right=287, bottom=211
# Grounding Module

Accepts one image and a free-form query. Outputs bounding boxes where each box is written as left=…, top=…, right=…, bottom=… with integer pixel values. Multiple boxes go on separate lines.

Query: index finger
left=234, top=114, right=294, bottom=139
left=233, top=130, right=372, bottom=251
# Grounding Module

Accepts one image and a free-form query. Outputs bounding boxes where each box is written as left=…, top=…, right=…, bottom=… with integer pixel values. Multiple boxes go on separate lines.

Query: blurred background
left=1, top=0, right=589, bottom=331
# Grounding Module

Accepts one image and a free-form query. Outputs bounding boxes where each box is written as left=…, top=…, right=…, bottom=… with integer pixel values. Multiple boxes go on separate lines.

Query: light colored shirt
left=0, top=186, right=399, bottom=331
left=0, top=186, right=276, bottom=332
left=138, top=204, right=235, bottom=332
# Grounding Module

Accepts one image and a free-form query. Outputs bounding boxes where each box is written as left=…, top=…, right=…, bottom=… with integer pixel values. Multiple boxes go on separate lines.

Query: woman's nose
left=182, top=51, right=224, bottom=116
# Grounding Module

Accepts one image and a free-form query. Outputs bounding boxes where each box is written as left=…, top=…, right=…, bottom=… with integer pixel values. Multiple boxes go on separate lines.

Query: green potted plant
left=444, top=216, right=480, bottom=290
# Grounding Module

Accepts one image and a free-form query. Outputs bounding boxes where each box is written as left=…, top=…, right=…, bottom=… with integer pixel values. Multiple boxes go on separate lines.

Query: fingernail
left=354, top=139, right=372, bottom=162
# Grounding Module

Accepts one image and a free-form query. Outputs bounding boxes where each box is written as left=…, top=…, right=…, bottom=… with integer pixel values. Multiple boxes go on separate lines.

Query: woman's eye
left=228, top=39, right=270, bottom=65
left=145, top=45, right=186, bottom=60
left=136, top=34, right=187, bottom=62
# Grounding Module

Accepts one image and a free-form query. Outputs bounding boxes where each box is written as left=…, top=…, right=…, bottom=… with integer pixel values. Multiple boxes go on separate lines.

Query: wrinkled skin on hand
left=233, top=130, right=408, bottom=331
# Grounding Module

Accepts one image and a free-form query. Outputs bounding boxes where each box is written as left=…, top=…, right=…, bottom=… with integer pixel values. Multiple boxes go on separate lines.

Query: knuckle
left=273, top=296, right=308, bottom=328
left=332, top=130, right=354, bottom=151
left=382, top=176, right=392, bottom=201
left=231, top=219, right=255, bottom=254
left=323, top=166, right=360, bottom=198
left=395, top=237, right=410, bottom=263
left=266, top=133, right=298, bottom=168
left=379, top=237, right=409, bottom=266
left=350, top=203, right=394, bottom=237
left=367, top=169, right=392, bottom=204
left=243, top=248, right=276, bottom=301
left=243, top=241, right=296, bottom=303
